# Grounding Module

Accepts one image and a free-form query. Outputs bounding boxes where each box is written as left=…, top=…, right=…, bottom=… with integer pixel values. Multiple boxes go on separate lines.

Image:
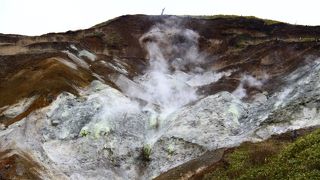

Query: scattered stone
left=0, top=123, right=6, bottom=130
left=253, top=93, right=268, bottom=104
left=51, top=120, right=60, bottom=126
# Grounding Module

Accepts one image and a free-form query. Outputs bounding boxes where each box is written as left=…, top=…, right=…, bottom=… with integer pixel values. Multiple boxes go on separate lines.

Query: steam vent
left=1, top=15, right=320, bottom=179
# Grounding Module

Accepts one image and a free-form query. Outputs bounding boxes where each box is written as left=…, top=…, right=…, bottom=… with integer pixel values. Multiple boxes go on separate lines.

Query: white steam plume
left=116, top=18, right=206, bottom=115
left=232, top=74, right=269, bottom=99
left=114, top=17, right=234, bottom=144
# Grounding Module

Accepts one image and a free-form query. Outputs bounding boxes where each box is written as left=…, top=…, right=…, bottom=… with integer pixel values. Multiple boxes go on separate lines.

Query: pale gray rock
left=163, top=91, right=248, bottom=149
left=1, top=60, right=320, bottom=180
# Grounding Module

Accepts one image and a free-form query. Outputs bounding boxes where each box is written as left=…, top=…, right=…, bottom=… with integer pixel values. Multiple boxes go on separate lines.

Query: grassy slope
left=191, top=15, right=283, bottom=25
left=204, top=128, right=320, bottom=179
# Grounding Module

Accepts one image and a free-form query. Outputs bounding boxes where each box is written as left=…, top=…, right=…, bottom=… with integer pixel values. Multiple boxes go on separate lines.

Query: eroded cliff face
left=0, top=15, right=320, bottom=179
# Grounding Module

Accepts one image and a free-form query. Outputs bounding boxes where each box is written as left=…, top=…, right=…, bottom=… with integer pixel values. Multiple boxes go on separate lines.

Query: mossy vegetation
left=143, top=144, right=152, bottom=161
left=204, top=129, right=320, bottom=179
left=105, top=31, right=124, bottom=48
left=79, top=127, right=90, bottom=137
left=193, top=15, right=282, bottom=25
left=167, top=144, right=175, bottom=156
left=297, top=37, right=317, bottom=42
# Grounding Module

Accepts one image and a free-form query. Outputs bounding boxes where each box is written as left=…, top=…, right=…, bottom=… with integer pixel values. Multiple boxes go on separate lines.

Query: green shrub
left=143, top=144, right=152, bottom=161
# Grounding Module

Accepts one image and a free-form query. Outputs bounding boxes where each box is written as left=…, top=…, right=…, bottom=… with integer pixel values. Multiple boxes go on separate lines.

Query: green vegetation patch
left=143, top=144, right=152, bottom=161
left=204, top=129, right=320, bottom=179
left=105, top=31, right=124, bottom=48
left=193, top=15, right=282, bottom=25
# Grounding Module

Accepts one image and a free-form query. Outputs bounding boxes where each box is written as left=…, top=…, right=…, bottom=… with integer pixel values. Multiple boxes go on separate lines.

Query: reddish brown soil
left=0, top=150, right=43, bottom=180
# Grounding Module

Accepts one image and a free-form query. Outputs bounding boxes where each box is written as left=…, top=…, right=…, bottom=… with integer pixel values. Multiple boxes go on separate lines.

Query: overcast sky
left=1, top=0, right=319, bottom=36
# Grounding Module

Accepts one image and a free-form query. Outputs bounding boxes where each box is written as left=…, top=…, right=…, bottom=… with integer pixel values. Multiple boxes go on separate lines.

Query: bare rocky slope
left=0, top=15, right=320, bottom=179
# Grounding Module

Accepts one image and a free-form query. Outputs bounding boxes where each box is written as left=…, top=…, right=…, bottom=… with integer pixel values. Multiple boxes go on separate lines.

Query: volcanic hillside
left=1, top=15, right=320, bottom=179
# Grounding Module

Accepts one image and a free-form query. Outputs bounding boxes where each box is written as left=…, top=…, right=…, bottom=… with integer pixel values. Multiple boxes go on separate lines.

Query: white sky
left=0, top=0, right=319, bottom=36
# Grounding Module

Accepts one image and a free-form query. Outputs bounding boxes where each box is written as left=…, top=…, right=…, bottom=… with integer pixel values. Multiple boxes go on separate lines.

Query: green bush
left=143, top=144, right=152, bottom=161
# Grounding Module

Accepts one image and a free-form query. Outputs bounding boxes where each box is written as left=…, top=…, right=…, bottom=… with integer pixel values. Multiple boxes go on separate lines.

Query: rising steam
left=115, top=17, right=229, bottom=120
left=232, top=74, right=269, bottom=99
left=112, top=17, right=236, bottom=145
